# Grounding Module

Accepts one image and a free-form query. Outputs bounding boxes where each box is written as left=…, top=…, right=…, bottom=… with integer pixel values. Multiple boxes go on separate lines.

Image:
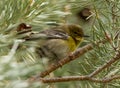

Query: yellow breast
left=65, top=36, right=77, bottom=52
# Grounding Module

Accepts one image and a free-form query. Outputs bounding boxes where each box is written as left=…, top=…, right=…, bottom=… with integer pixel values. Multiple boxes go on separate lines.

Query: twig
left=40, top=75, right=120, bottom=83
left=40, top=75, right=89, bottom=83
left=89, top=51, right=120, bottom=77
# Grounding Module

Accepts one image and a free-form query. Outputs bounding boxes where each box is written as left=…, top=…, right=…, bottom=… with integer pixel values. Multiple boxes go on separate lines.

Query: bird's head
left=68, top=24, right=84, bottom=41
left=62, top=24, right=89, bottom=45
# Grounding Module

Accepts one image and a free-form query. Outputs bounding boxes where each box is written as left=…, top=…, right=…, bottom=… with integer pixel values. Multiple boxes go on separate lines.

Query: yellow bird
left=26, top=24, right=88, bottom=62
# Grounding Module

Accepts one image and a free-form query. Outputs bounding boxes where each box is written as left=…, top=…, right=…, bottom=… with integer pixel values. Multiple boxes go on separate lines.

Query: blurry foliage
left=0, top=0, right=120, bottom=88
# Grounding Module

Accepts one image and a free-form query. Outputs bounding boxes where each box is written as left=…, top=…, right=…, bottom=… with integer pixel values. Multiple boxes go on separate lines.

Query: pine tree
left=0, top=0, right=120, bottom=88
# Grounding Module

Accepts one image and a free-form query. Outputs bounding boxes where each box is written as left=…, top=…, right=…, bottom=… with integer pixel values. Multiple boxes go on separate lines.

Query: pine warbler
left=26, top=24, right=88, bottom=62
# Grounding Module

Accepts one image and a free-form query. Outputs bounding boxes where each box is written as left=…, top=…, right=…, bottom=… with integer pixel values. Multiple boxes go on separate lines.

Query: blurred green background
left=0, top=0, right=120, bottom=88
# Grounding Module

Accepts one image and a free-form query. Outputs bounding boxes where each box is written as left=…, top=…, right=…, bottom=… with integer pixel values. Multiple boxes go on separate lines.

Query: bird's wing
left=25, top=29, right=69, bottom=41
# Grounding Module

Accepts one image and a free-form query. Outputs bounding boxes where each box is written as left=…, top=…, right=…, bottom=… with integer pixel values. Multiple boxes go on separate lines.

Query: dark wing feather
left=25, top=29, right=69, bottom=41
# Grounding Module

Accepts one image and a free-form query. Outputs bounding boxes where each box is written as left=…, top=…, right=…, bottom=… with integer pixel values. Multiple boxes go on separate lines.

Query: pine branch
left=39, top=75, right=120, bottom=83
left=28, top=39, right=107, bottom=82
left=89, top=51, right=120, bottom=77
left=29, top=50, right=120, bottom=83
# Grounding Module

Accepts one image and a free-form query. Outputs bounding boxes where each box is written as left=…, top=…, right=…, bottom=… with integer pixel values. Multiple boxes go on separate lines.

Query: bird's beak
left=83, top=35, right=90, bottom=37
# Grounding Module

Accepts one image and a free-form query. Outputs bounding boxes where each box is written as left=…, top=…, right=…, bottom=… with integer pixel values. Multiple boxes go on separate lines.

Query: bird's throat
left=73, top=37, right=83, bottom=47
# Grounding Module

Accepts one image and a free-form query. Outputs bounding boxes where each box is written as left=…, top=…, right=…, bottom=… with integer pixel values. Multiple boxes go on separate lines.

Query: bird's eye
left=73, top=31, right=82, bottom=37
left=74, top=31, right=78, bottom=34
